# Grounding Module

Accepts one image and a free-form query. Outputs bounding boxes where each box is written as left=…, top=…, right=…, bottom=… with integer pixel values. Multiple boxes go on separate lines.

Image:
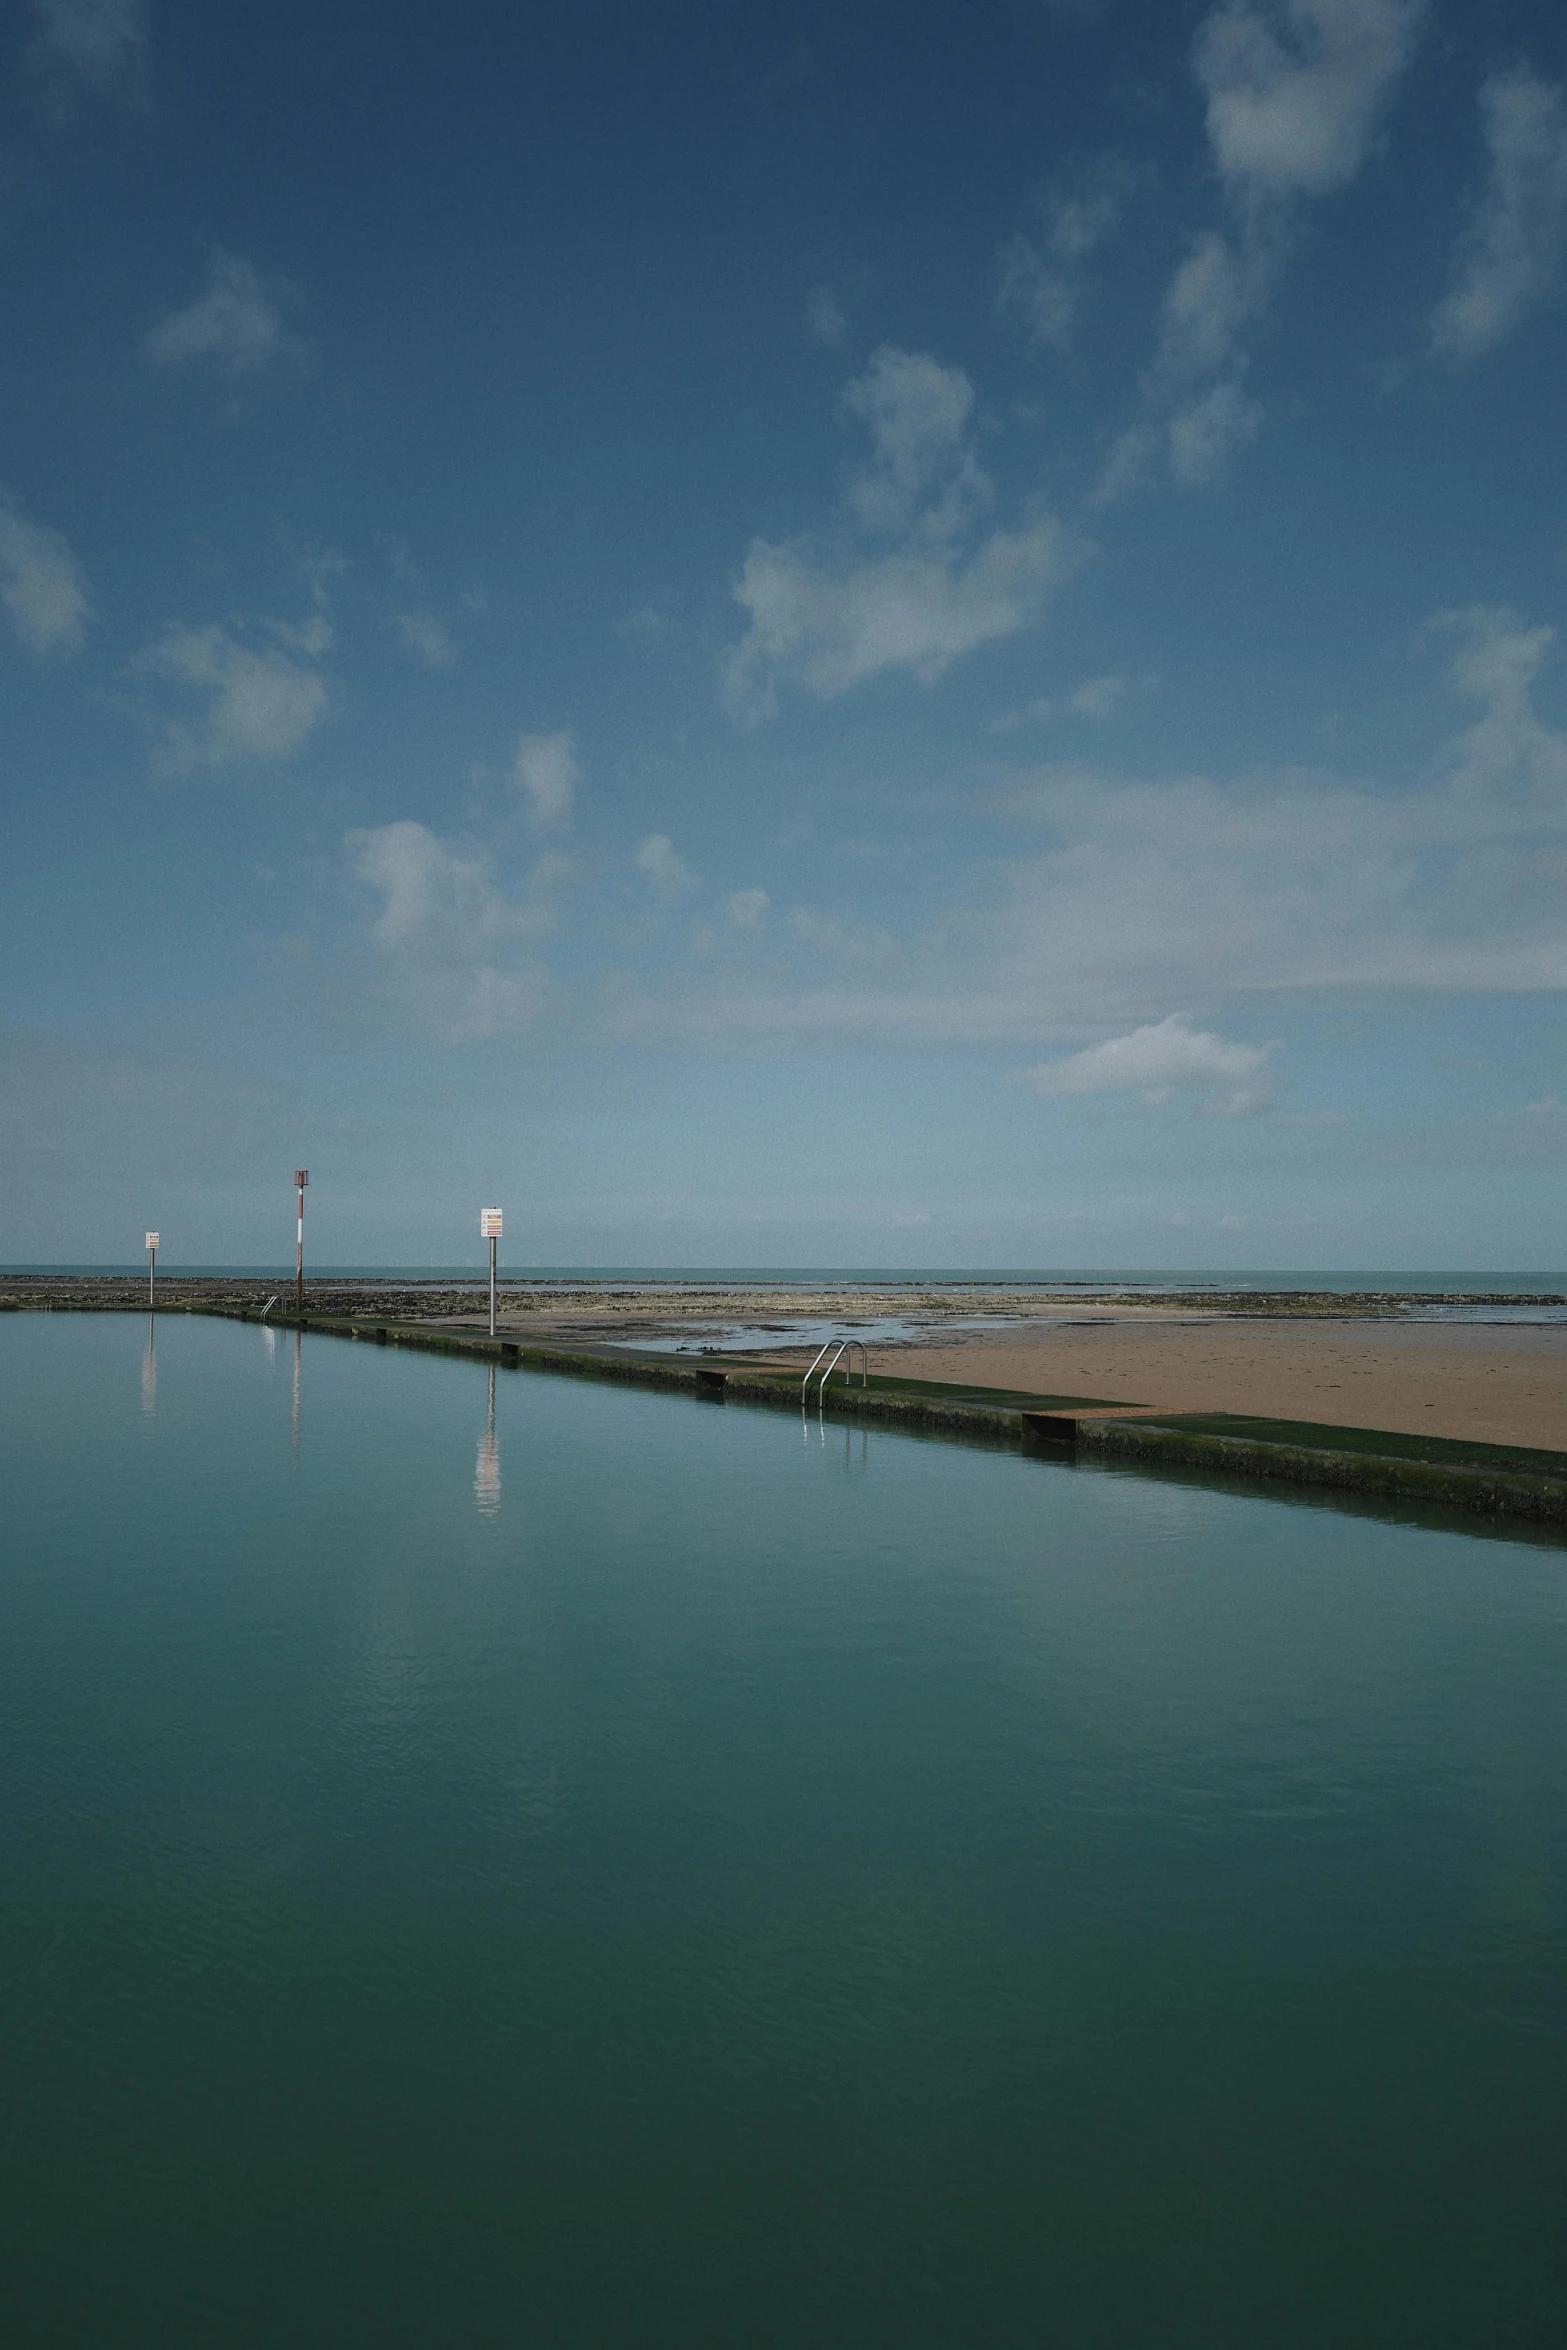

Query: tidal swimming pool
left=3, top=1313, right=1565, bottom=2347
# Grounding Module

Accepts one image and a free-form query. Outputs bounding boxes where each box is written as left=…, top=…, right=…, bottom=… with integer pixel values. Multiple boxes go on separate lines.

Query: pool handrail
left=802, top=1337, right=869, bottom=1404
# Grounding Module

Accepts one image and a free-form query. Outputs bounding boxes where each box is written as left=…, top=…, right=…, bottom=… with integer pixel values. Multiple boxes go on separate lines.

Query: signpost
left=294, top=1170, right=309, bottom=1312
left=146, top=1232, right=159, bottom=1308
left=481, top=1206, right=503, bottom=1338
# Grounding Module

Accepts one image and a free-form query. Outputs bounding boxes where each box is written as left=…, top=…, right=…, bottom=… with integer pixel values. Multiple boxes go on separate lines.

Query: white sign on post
left=146, top=1233, right=159, bottom=1251
left=480, top=1208, right=503, bottom=1238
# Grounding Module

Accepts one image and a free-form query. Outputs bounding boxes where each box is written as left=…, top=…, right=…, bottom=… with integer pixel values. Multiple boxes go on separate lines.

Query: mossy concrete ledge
left=1077, top=1415, right=1567, bottom=1527
left=205, top=1307, right=1567, bottom=1527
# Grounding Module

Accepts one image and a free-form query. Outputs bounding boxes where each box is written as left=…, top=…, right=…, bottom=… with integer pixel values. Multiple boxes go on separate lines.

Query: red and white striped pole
left=294, top=1170, right=309, bottom=1313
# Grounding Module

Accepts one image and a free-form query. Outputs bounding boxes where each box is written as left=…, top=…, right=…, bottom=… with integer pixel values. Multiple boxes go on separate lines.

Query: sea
left=3, top=1309, right=1564, bottom=2345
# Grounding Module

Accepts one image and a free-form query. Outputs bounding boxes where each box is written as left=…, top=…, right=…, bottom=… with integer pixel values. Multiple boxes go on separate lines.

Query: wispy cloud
left=805, top=284, right=847, bottom=345
left=142, top=253, right=303, bottom=376
left=138, top=619, right=329, bottom=772
left=1102, top=1, right=1423, bottom=500
left=28, top=0, right=148, bottom=106
left=620, top=605, right=1567, bottom=1049
left=635, top=833, right=694, bottom=890
left=1196, top=0, right=1424, bottom=199
left=725, top=346, right=1075, bottom=717
left=0, top=492, right=89, bottom=655
left=997, top=156, right=1134, bottom=349
left=1168, top=378, right=1263, bottom=486
left=514, top=730, right=577, bottom=831
left=1026, top=1014, right=1278, bottom=1115
left=1068, top=670, right=1155, bottom=717
left=1431, top=66, right=1567, bottom=361
left=347, top=821, right=552, bottom=1042
left=393, top=610, right=457, bottom=669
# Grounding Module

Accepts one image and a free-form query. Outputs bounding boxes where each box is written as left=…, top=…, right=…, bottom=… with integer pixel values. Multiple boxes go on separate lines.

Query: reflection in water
left=262, top=1323, right=277, bottom=1362
left=291, top=1328, right=301, bottom=1460
left=475, top=1362, right=501, bottom=1516
left=141, top=1317, right=156, bottom=1418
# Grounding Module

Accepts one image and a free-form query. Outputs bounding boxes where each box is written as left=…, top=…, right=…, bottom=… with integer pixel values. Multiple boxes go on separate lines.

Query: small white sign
left=145, top=1233, right=159, bottom=1251
left=480, top=1207, right=503, bottom=1239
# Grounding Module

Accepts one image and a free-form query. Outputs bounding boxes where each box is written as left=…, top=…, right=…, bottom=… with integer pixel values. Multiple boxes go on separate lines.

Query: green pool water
left=3, top=1313, right=1564, bottom=2347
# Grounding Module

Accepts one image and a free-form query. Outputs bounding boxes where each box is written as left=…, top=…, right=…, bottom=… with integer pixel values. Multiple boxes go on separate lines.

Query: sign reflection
left=475, top=1362, right=501, bottom=1516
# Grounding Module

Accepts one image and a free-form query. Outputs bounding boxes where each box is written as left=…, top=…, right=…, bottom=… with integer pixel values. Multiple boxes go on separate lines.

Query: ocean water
left=11, top=1265, right=1567, bottom=1295
left=3, top=1314, right=1565, bottom=2348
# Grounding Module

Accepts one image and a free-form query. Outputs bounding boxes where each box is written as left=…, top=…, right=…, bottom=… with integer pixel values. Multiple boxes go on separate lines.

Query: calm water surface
left=3, top=1314, right=1565, bottom=2347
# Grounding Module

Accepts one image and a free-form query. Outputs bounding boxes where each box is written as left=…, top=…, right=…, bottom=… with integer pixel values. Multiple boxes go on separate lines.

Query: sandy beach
left=6, top=1276, right=1565, bottom=1453
left=877, top=1314, right=1567, bottom=1453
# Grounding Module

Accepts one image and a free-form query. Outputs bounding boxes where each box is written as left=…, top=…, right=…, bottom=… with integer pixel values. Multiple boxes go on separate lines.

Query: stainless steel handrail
left=802, top=1336, right=869, bottom=1405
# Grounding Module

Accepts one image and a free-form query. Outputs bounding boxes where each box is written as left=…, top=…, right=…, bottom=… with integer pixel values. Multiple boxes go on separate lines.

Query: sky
left=4, top=0, right=1567, bottom=1270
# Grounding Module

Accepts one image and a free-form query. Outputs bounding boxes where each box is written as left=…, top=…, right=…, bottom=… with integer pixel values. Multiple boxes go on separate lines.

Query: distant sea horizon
left=9, top=1266, right=1567, bottom=1293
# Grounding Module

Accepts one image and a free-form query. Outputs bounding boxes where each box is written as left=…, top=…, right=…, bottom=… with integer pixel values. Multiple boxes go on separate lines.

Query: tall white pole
left=294, top=1169, right=309, bottom=1312
left=481, top=1207, right=502, bottom=1338
left=146, top=1231, right=159, bottom=1309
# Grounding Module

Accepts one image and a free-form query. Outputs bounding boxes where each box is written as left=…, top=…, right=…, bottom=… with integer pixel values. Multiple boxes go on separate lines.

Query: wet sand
left=878, top=1316, right=1567, bottom=1453
left=7, top=1276, right=1564, bottom=1453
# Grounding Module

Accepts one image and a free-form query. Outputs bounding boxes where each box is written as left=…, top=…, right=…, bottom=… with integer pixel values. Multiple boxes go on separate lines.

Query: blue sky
left=4, top=0, right=1567, bottom=1268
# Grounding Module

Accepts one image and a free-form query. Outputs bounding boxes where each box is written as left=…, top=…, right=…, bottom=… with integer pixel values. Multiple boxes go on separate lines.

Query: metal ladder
left=802, top=1336, right=868, bottom=1407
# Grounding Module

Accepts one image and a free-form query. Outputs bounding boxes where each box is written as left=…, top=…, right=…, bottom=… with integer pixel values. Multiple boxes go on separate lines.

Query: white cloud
left=347, top=821, right=549, bottom=1042
left=0, top=494, right=89, bottom=655
left=29, top=0, right=147, bottom=97
left=139, top=622, right=328, bottom=772
left=1195, top=0, right=1424, bottom=198
left=514, top=730, right=577, bottom=831
left=805, top=284, right=847, bottom=345
left=1431, top=67, right=1567, bottom=360
left=1169, top=379, right=1263, bottom=486
left=727, top=517, right=1074, bottom=715
left=352, top=821, right=534, bottom=951
left=1156, top=232, right=1255, bottom=387
left=635, top=833, right=694, bottom=890
left=841, top=347, right=976, bottom=532
left=617, top=604, right=671, bottom=647
left=1094, top=424, right=1161, bottom=506
left=1027, top=1015, right=1278, bottom=1114
left=997, top=159, right=1133, bottom=348
left=142, top=253, right=301, bottom=375
left=727, top=888, right=769, bottom=926
left=1102, top=3, right=1421, bottom=502
left=394, top=611, right=457, bottom=669
left=622, top=606, right=1567, bottom=1048
left=1070, top=671, right=1139, bottom=717
left=990, top=695, right=1058, bottom=731
left=1439, top=605, right=1567, bottom=810
left=725, top=347, right=1075, bottom=717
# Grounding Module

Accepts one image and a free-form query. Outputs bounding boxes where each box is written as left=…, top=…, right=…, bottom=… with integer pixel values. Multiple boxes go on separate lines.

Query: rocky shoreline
left=1, top=1273, right=1561, bottom=1331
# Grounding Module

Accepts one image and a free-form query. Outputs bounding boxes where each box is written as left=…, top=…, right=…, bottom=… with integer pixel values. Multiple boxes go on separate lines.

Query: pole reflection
left=475, top=1361, right=501, bottom=1516
left=291, top=1327, right=302, bottom=1460
left=141, top=1316, right=156, bottom=1418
